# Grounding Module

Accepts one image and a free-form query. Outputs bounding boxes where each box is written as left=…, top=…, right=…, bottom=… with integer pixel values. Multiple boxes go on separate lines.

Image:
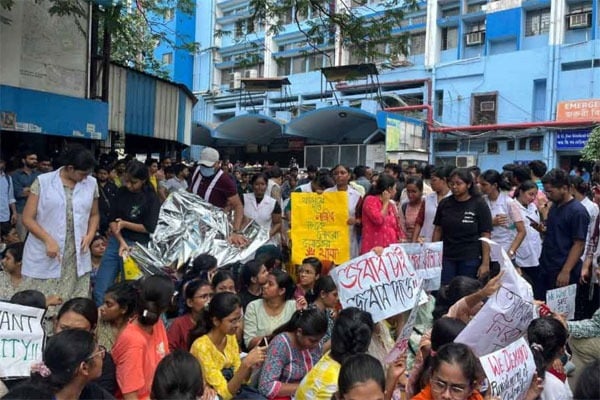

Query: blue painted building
left=179, top=0, right=600, bottom=168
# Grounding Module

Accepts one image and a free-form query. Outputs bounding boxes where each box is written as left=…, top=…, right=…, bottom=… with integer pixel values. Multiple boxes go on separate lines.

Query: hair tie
left=531, top=343, right=544, bottom=352
left=31, top=362, right=51, bottom=378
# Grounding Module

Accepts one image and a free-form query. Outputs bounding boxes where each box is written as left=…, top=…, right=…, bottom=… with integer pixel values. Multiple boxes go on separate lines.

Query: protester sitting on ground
left=238, top=260, right=268, bottom=311
left=0, top=224, right=20, bottom=246
left=528, top=316, right=570, bottom=400
left=5, top=330, right=113, bottom=400
left=167, top=279, right=212, bottom=352
left=408, top=317, right=467, bottom=398
left=10, top=289, right=47, bottom=309
left=89, top=234, right=107, bottom=293
left=244, top=269, right=298, bottom=350
left=295, top=307, right=374, bottom=400
left=257, top=308, right=328, bottom=399
left=0, top=242, right=29, bottom=300
left=189, top=293, right=266, bottom=400
left=93, top=160, right=161, bottom=306
left=111, top=275, right=173, bottom=399
left=212, top=269, right=236, bottom=294
left=294, top=256, right=321, bottom=300
left=97, top=281, right=137, bottom=351
left=336, top=353, right=406, bottom=400
left=54, top=297, right=117, bottom=395
left=307, top=275, right=338, bottom=348
left=150, top=350, right=208, bottom=400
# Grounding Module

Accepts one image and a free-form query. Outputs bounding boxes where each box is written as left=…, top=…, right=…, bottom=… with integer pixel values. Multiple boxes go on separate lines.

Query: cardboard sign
left=391, top=242, right=443, bottom=291
left=546, top=284, right=577, bottom=320
left=384, top=284, right=423, bottom=363
left=331, top=245, right=421, bottom=323
left=480, top=337, right=536, bottom=400
left=290, top=192, right=350, bottom=265
left=0, top=302, right=46, bottom=378
left=456, top=239, right=535, bottom=356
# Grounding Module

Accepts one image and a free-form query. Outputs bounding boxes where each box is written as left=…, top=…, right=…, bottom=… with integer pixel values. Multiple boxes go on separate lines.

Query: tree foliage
left=248, top=0, right=420, bottom=63
left=581, top=125, right=600, bottom=162
left=1, top=0, right=199, bottom=78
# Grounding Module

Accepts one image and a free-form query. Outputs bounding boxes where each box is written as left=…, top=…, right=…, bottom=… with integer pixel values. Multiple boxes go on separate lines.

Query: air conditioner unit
left=229, top=72, right=242, bottom=90
left=244, top=69, right=258, bottom=78
left=480, top=100, right=495, bottom=112
left=465, top=31, right=484, bottom=46
left=568, top=13, right=591, bottom=29
left=456, top=155, right=477, bottom=168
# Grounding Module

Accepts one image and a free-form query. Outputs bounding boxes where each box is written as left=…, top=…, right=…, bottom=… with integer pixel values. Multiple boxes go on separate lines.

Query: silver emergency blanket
left=130, top=189, right=269, bottom=275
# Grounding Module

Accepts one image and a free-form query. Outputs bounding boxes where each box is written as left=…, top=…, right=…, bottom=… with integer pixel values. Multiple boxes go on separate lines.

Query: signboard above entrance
left=556, top=99, right=600, bottom=122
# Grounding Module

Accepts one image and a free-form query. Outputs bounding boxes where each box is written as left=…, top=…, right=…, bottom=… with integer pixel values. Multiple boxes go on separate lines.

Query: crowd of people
left=0, top=145, right=598, bottom=400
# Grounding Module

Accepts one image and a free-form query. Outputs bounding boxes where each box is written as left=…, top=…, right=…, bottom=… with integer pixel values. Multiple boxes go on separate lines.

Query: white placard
left=546, top=284, right=577, bottom=320
left=331, top=245, right=421, bottom=322
left=0, top=302, right=46, bottom=378
left=480, top=337, right=536, bottom=400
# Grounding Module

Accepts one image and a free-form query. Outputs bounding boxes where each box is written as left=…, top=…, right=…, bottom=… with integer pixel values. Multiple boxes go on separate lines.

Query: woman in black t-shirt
left=432, top=168, right=493, bottom=285
left=93, top=161, right=160, bottom=306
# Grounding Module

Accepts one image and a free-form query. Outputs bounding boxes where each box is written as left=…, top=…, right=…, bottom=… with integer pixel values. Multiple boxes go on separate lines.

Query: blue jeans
left=441, top=258, right=481, bottom=285
left=93, top=236, right=132, bottom=306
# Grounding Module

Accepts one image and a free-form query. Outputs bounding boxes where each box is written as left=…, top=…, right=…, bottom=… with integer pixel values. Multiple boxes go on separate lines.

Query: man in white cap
left=190, top=147, right=247, bottom=246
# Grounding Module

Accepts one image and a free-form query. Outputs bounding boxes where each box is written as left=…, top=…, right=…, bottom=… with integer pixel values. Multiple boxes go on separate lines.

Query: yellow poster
left=290, top=191, right=350, bottom=266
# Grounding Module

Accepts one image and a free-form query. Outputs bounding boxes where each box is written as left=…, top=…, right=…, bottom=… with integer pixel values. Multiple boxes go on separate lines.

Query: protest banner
left=384, top=284, right=423, bottom=363
left=546, top=284, right=577, bottom=320
left=480, top=337, right=536, bottom=400
left=331, top=245, right=421, bottom=322
left=456, top=239, right=535, bottom=356
left=390, top=242, right=443, bottom=291
left=0, top=302, right=46, bottom=378
left=290, top=192, right=350, bottom=265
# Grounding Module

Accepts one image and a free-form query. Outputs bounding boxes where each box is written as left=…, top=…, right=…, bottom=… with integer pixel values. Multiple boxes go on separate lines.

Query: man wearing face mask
left=190, top=147, right=247, bottom=246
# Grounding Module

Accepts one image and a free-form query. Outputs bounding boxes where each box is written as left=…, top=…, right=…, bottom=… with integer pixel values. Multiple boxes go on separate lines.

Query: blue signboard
left=556, top=129, right=591, bottom=150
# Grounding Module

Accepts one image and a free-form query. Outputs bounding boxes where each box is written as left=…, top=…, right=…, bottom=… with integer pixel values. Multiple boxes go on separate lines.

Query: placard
left=546, top=284, right=577, bottom=320
left=480, top=337, right=536, bottom=400
left=0, top=302, right=46, bottom=378
left=384, top=284, right=423, bottom=363
left=391, top=242, right=443, bottom=290
left=456, top=238, right=535, bottom=356
left=331, top=245, right=421, bottom=323
left=290, top=192, right=350, bottom=265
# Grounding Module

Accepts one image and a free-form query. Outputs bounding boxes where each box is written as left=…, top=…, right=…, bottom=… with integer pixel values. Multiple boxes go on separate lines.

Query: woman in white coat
left=22, top=145, right=99, bottom=304
left=243, top=173, right=282, bottom=247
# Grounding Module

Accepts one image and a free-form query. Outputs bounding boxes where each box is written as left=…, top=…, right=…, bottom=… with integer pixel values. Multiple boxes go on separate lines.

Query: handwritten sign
left=0, top=302, right=46, bottom=378
left=384, top=284, right=423, bottom=363
left=480, top=337, right=536, bottom=400
left=290, top=192, right=350, bottom=265
left=390, top=242, right=443, bottom=291
left=456, top=239, right=535, bottom=356
left=546, top=284, right=577, bottom=320
left=331, top=245, right=421, bottom=323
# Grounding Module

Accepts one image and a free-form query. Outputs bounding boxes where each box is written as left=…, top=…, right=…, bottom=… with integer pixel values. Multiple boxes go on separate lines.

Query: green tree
left=581, top=125, right=600, bottom=162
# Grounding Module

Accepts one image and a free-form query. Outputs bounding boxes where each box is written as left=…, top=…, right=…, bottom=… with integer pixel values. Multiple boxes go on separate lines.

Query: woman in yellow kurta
left=189, top=292, right=266, bottom=400
left=295, top=307, right=374, bottom=400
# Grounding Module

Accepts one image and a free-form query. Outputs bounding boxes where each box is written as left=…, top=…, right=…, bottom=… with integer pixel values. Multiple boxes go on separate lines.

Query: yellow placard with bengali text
left=290, top=191, right=350, bottom=266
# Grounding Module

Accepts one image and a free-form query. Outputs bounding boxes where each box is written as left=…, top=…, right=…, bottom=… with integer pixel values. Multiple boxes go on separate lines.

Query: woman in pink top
left=360, top=174, right=406, bottom=254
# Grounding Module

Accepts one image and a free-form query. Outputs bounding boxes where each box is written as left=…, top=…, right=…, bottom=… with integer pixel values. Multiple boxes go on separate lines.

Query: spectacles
left=431, top=378, right=468, bottom=397
left=87, top=345, right=107, bottom=361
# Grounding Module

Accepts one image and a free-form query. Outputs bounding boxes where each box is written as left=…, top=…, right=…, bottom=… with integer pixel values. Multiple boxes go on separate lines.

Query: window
left=507, top=140, right=515, bottom=150
left=525, top=9, right=550, bottom=36
left=410, top=32, right=426, bottom=55
left=530, top=136, right=542, bottom=151
left=488, top=141, right=499, bottom=154
left=471, top=92, right=497, bottom=125
left=519, top=138, right=527, bottom=150
left=441, top=7, right=460, bottom=17
left=567, top=2, right=592, bottom=29
left=277, top=58, right=292, bottom=76
left=435, top=90, right=444, bottom=117
left=441, top=27, right=458, bottom=50
left=162, top=52, right=173, bottom=64
left=466, top=2, right=485, bottom=13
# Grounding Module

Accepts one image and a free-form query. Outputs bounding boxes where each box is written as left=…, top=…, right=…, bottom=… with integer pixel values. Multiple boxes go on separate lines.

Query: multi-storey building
left=159, top=0, right=600, bottom=169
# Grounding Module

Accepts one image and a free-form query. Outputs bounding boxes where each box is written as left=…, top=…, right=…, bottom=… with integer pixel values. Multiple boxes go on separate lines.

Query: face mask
left=200, top=165, right=216, bottom=177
